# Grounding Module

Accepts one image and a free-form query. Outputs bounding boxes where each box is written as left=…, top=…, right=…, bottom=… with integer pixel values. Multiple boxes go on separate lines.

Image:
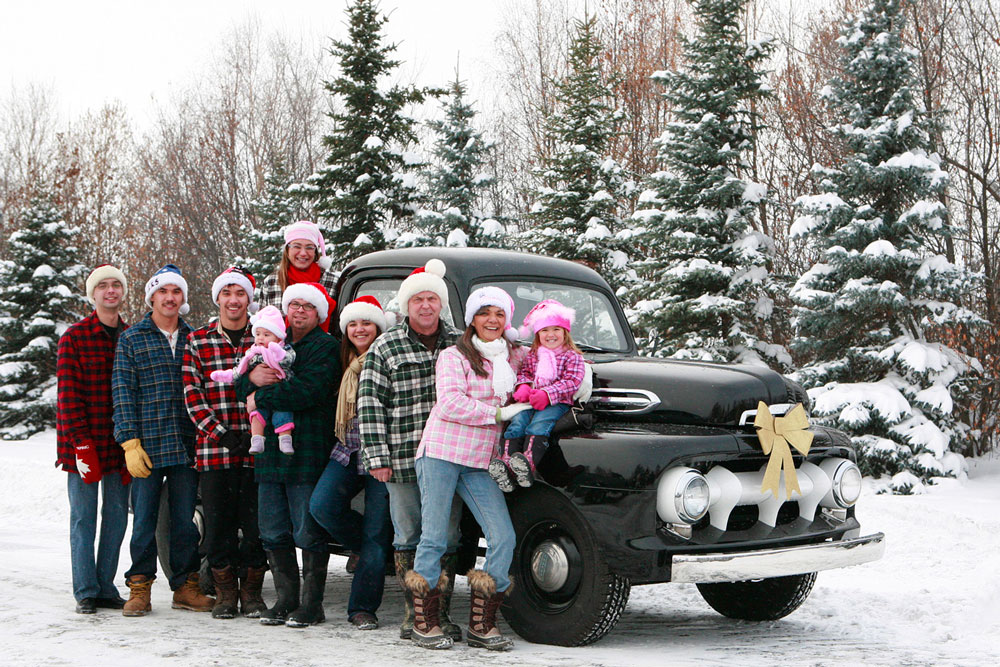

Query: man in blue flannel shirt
left=112, top=264, right=215, bottom=617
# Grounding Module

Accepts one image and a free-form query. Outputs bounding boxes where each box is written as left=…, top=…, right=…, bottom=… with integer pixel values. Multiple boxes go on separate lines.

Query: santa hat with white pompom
left=395, top=259, right=449, bottom=311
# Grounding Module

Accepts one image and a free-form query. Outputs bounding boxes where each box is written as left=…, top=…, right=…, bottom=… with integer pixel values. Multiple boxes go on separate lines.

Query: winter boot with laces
left=210, top=566, right=239, bottom=619
left=466, top=569, right=514, bottom=651
left=240, top=565, right=267, bottom=618
left=405, top=571, right=453, bottom=650
left=509, top=434, right=548, bottom=487
left=488, top=437, right=522, bottom=492
left=122, top=575, right=153, bottom=617
left=172, top=572, right=215, bottom=612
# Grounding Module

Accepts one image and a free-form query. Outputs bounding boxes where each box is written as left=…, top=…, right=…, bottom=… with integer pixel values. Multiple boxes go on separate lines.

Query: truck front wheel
left=502, top=487, right=630, bottom=646
left=696, top=572, right=817, bottom=621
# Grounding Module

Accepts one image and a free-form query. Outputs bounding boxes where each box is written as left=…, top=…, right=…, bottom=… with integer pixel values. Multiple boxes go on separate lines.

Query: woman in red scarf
left=258, top=221, right=337, bottom=315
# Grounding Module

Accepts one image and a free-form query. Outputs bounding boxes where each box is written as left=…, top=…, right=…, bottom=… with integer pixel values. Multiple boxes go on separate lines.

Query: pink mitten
left=513, top=384, right=531, bottom=403
left=529, top=389, right=550, bottom=411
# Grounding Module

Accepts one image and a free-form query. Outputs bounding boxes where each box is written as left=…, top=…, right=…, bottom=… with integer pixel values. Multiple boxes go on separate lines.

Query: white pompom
left=248, top=301, right=259, bottom=315
left=425, top=258, right=446, bottom=277
left=504, top=326, right=519, bottom=343
left=180, top=303, right=191, bottom=316
left=317, top=254, right=333, bottom=271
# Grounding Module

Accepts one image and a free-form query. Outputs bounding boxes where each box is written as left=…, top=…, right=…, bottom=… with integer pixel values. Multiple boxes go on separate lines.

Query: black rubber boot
left=260, top=549, right=300, bottom=626
left=509, top=434, right=549, bottom=487
left=286, top=550, right=329, bottom=627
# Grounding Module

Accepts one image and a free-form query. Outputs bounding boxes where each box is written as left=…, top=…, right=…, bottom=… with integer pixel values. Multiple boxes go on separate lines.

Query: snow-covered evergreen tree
left=237, top=161, right=302, bottom=281
left=417, top=74, right=505, bottom=249
left=295, top=0, right=431, bottom=264
left=627, top=0, right=785, bottom=368
left=523, top=14, right=633, bottom=289
left=0, top=196, right=88, bottom=439
left=790, top=0, right=983, bottom=493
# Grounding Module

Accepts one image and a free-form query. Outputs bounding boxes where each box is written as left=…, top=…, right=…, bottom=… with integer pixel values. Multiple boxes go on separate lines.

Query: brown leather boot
left=210, top=566, right=239, bottom=619
left=240, top=566, right=267, bottom=618
left=172, top=572, right=215, bottom=612
left=466, top=569, right=513, bottom=651
left=405, top=571, right=452, bottom=650
left=122, top=575, right=153, bottom=617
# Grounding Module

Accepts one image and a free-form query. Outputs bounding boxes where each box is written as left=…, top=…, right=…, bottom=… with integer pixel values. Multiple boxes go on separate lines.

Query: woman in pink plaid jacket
left=404, top=286, right=530, bottom=652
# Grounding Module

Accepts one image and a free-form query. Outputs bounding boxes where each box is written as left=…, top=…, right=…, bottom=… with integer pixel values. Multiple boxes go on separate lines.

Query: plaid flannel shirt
left=417, top=345, right=526, bottom=470
left=112, top=313, right=196, bottom=469
left=55, top=312, right=128, bottom=475
left=257, top=269, right=338, bottom=310
left=516, top=347, right=587, bottom=406
left=183, top=321, right=255, bottom=471
left=330, top=417, right=366, bottom=475
left=358, top=319, right=459, bottom=482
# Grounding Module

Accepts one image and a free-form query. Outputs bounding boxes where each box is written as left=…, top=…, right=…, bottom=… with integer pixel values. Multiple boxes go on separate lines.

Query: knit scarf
left=472, top=336, right=515, bottom=400
left=534, top=345, right=559, bottom=387
left=335, top=352, right=366, bottom=441
left=286, top=262, right=322, bottom=286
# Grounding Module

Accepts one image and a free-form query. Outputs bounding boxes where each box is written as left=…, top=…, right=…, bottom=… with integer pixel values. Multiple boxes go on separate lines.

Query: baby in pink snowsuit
left=211, top=305, right=297, bottom=455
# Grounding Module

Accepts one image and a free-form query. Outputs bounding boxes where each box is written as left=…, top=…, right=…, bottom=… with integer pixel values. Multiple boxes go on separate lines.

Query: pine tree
left=297, top=0, right=432, bottom=264
left=790, top=0, right=982, bottom=492
left=627, top=0, right=785, bottom=368
left=0, top=196, right=88, bottom=439
left=237, top=160, right=301, bottom=281
left=523, top=14, right=632, bottom=289
left=418, top=74, right=504, bottom=249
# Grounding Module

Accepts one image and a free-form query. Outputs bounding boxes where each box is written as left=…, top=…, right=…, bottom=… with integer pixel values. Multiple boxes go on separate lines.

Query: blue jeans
left=126, top=464, right=201, bottom=590
left=385, top=479, right=463, bottom=551
left=310, top=455, right=393, bottom=619
left=504, top=403, right=570, bottom=439
left=256, top=407, right=294, bottom=431
left=67, top=471, right=130, bottom=601
left=414, top=457, right=515, bottom=592
left=258, top=481, right=327, bottom=553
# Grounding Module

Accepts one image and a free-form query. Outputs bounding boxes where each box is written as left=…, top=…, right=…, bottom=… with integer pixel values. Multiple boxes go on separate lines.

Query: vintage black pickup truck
left=333, top=246, right=886, bottom=647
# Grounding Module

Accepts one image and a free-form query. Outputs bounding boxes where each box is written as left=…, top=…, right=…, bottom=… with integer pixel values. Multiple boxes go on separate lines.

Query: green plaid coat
left=358, top=318, right=459, bottom=483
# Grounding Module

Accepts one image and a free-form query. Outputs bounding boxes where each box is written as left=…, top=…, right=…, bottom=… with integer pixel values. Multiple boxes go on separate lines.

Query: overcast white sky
left=0, top=0, right=511, bottom=126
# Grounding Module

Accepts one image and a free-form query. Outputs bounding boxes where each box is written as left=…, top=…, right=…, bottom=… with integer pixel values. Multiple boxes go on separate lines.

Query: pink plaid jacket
left=417, top=345, right=526, bottom=470
left=515, top=346, right=586, bottom=405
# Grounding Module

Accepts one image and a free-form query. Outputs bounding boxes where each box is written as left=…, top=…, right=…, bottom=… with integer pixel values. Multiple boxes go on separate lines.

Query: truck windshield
left=484, top=280, right=630, bottom=352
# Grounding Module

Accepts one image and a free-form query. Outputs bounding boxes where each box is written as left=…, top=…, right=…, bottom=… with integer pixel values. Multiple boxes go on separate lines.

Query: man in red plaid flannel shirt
left=182, top=266, right=267, bottom=619
left=56, top=265, right=130, bottom=615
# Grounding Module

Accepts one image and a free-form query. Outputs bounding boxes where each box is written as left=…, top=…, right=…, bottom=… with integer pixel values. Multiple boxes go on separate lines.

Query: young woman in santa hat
left=258, top=220, right=336, bottom=310
left=309, top=295, right=394, bottom=630
left=404, top=286, right=529, bottom=652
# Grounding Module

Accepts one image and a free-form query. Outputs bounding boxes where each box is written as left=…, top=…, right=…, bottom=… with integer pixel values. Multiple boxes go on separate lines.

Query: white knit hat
left=86, top=264, right=127, bottom=305
left=396, top=259, right=449, bottom=311
left=339, top=295, right=388, bottom=335
left=144, top=264, right=190, bottom=315
left=464, top=286, right=517, bottom=342
left=283, top=220, right=332, bottom=271
left=212, top=266, right=258, bottom=314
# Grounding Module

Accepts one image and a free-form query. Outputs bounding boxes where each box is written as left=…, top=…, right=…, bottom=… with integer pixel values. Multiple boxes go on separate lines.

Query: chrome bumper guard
left=670, top=532, right=885, bottom=584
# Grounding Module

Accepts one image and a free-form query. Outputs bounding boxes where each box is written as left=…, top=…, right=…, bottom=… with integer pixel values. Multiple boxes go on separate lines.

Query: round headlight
left=833, top=461, right=862, bottom=507
left=676, top=472, right=710, bottom=523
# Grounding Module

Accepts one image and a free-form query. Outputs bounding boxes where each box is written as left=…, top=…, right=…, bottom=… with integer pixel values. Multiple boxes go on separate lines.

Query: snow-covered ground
left=2, top=431, right=998, bottom=666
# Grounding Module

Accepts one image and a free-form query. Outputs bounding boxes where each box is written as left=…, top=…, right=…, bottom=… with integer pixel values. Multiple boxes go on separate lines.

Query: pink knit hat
left=250, top=305, right=287, bottom=341
left=520, top=299, right=574, bottom=338
left=283, top=220, right=332, bottom=271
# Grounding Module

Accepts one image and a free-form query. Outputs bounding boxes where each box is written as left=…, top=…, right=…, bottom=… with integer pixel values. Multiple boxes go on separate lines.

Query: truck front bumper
left=670, top=532, right=885, bottom=583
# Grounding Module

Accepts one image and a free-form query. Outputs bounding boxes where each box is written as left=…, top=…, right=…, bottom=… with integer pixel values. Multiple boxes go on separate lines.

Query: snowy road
left=2, top=432, right=998, bottom=666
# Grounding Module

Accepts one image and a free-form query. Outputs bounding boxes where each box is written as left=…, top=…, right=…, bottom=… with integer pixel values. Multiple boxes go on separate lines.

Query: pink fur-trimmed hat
left=520, top=299, right=574, bottom=338
left=250, top=305, right=287, bottom=341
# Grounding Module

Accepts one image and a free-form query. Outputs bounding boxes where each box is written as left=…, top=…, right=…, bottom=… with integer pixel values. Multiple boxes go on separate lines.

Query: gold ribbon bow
left=753, top=402, right=814, bottom=500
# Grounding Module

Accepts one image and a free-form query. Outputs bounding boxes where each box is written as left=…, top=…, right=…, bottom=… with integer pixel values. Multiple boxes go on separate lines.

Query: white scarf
left=472, top=336, right=516, bottom=400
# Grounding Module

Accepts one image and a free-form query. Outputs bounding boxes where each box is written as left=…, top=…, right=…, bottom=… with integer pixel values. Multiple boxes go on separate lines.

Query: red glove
left=529, top=389, right=550, bottom=411
left=74, top=440, right=103, bottom=484
left=513, top=384, right=532, bottom=403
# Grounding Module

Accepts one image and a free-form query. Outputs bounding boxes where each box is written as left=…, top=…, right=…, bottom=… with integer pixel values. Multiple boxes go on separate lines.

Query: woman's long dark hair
left=456, top=311, right=517, bottom=378
left=339, top=322, right=383, bottom=380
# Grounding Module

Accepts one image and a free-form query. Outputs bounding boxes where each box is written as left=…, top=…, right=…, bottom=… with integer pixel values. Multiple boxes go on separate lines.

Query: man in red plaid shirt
left=183, top=266, right=267, bottom=619
left=56, top=265, right=130, bottom=615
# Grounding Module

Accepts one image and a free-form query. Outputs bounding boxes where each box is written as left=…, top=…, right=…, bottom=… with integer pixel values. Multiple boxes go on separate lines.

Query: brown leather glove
left=121, top=438, right=152, bottom=478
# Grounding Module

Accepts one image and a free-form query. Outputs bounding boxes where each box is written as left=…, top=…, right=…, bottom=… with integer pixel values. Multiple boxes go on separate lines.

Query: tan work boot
left=172, top=572, right=215, bottom=612
left=123, top=575, right=153, bottom=617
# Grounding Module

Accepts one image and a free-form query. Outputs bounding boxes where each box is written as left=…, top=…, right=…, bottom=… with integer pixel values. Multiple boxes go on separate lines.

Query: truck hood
left=588, top=356, right=789, bottom=426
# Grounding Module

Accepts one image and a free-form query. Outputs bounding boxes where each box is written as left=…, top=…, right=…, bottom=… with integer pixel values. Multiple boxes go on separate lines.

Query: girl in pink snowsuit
left=211, top=306, right=297, bottom=455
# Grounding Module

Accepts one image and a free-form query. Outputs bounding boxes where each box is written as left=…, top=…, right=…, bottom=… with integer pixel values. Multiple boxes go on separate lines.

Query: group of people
left=56, top=220, right=586, bottom=652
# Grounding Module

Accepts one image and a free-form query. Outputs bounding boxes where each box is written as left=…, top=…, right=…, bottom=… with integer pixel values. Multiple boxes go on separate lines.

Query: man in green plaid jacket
left=358, top=259, right=465, bottom=641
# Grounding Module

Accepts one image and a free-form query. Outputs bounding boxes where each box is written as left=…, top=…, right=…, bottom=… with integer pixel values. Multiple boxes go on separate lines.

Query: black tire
left=502, top=487, right=630, bottom=646
left=696, top=572, right=817, bottom=621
